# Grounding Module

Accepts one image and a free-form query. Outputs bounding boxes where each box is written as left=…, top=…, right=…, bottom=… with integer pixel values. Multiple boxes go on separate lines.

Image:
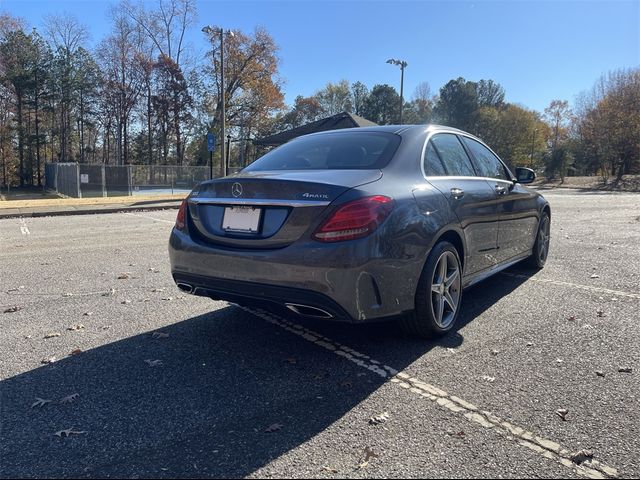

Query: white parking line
left=501, top=272, right=640, bottom=300
left=19, top=218, right=30, bottom=235
left=242, top=306, right=618, bottom=479
left=123, top=212, right=175, bottom=224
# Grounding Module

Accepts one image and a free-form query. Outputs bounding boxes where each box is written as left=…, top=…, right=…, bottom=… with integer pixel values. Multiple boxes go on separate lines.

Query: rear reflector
left=175, top=199, right=188, bottom=230
left=313, top=195, right=394, bottom=242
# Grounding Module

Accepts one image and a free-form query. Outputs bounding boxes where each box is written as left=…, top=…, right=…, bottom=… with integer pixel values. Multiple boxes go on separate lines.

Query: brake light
left=313, top=195, right=394, bottom=242
left=175, top=199, right=188, bottom=230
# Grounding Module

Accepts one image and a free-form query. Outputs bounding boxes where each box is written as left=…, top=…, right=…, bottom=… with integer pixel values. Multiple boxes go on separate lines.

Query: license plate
left=222, top=206, right=261, bottom=233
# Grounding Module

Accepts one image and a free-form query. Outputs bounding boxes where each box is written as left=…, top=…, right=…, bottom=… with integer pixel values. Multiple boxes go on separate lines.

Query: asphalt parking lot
left=1, top=189, right=639, bottom=479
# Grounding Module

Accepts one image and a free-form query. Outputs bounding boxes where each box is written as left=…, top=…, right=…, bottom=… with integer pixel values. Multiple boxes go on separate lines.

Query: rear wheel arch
left=433, top=229, right=466, bottom=273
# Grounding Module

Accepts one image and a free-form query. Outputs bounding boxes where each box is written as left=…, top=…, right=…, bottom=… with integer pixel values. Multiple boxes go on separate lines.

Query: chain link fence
left=44, top=163, right=210, bottom=198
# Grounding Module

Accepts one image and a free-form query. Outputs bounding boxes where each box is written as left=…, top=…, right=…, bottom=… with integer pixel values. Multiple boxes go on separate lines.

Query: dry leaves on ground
left=54, top=428, right=87, bottom=438
left=556, top=408, right=569, bottom=421
left=31, top=397, right=52, bottom=408
left=369, top=411, right=390, bottom=425
left=264, top=423, right=283, bottom=433
left=3, top=306, right=22, bottom=313
left=59, top=393, right=79, bottom=404
left=44, top=332, right=61, bottom=339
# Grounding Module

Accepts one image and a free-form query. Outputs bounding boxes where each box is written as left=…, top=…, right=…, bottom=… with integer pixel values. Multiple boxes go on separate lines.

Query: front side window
left=244, top=132, right=401, bottom=171
left=430, top=134, right=476, bottom=176
left=462, top=137, right=509, bottom=180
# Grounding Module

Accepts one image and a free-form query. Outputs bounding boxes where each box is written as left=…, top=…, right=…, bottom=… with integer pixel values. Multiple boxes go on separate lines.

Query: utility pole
left=387, top=58, right=408, bottom=124
left=202, top=26, right=234, bottom=177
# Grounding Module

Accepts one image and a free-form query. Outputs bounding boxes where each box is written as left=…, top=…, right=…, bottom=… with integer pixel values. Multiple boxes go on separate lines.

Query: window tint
left=244, top=132, right=401, bottom=171
left=462, top=137, right=509, bottom=180
left=423, top=141, right=447, bottom=176
left=430, top=134, right=476, bottom=176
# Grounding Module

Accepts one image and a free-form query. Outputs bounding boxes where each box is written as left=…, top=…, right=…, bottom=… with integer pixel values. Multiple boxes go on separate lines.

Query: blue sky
left=3, top=0, right=639, bottom=112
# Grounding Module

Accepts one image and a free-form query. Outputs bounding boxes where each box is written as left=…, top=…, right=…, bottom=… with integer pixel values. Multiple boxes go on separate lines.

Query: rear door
left=460, top=136, right=539, bottom=262
left=418, top=133, right=500, bottom=275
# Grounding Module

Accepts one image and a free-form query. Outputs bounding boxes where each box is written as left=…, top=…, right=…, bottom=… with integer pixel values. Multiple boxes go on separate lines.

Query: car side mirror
left=515, top=167, right=536, bottom=184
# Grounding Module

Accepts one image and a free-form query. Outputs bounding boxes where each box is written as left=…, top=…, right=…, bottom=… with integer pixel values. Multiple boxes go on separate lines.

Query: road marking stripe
left=501, top=272, right=640, bottom=299
left=19, top=218, right=30, bottom=235
left=242, top=306, right=619, bottom=479
left=123, top=212, right=175, bottom=224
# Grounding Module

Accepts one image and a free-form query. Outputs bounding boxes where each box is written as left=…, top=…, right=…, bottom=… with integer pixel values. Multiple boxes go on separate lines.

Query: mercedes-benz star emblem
left=231, top=182, right=243, bottom=197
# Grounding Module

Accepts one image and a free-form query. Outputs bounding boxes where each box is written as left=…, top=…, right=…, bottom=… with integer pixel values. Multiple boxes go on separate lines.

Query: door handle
left=495, top=185, right=507, bottom=195
left=450, top=187, right=464, bottom=199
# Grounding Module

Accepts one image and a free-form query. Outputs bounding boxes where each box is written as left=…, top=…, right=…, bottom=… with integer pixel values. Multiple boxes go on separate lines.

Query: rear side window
left=430, top=134, right=476, bottom=176
left=423, top=141, right=447, bottom=176
left=244, top=132, right=401, bottom=171
left=462, top=137, right=510, bottom=180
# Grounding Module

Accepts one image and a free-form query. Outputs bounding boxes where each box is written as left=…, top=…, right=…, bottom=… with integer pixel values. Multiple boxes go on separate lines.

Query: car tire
left=400, top=241, right=463, bottom=338
left=525, top=212, right=550, bottom=269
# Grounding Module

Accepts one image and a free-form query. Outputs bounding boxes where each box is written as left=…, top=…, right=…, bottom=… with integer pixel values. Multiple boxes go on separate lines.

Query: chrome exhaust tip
left=176, top=283, right=194, bottom=294
left=285, top=303, right=333, bottom=319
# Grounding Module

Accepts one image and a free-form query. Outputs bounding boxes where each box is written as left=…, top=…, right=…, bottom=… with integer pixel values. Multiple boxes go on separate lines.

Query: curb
left=0, top=203, right=181, bottom=220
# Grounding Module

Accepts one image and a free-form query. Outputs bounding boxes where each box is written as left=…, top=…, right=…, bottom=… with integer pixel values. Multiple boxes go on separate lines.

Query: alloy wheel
left=429, top=251, right=461, bottom=329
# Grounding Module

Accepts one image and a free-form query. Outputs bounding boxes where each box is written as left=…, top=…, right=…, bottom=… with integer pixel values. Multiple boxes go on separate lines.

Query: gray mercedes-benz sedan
left=169, top=124, right=550, bottom=337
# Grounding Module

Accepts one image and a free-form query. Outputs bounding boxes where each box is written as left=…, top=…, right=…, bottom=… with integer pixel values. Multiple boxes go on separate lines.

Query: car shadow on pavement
left=0, top=265, right=535, bottom=478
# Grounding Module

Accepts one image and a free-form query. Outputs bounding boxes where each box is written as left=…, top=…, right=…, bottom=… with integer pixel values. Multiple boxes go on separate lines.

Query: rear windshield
left=244, top=132, right=401, bottom=171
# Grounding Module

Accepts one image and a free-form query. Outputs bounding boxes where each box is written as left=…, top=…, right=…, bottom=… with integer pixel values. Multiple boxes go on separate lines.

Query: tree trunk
left=16, top=92, right=25, bottom=187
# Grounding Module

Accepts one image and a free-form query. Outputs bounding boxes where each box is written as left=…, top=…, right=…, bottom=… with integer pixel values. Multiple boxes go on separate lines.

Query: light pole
left=530, top=129, right=538, bottom=168
left=202, top=25, right=233, bottom=177
left=386, top=58, right=408, bottom=124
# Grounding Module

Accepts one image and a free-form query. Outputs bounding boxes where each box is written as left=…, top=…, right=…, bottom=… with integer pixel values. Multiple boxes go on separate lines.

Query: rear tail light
left=175, top=199, right=188, bottom=230
left=313, top=195, right=394, bottom=242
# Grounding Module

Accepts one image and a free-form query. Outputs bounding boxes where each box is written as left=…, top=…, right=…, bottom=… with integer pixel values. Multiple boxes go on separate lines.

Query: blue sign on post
left=207, top=133, right=216, bottom=152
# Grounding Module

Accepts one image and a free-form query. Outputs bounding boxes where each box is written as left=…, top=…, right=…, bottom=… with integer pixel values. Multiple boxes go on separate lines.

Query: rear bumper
left=169, top=226, right=424, bottom=322
left=172, top=271, right=353, bottom=321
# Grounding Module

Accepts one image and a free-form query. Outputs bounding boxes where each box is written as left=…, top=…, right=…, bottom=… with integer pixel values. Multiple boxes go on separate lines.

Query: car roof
left=305, top=124, right=475, bottom=140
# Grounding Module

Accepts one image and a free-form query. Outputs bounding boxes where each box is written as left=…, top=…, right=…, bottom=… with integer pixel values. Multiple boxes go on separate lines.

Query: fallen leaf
left=526, top=342, right=534, bottom=347
left=121, top=300, right=131, bottom=305
left=590, top=273, right=600, bottom=279
left=59, top=393, right=79, bottom=404
left=556, top=358, right=564, bottom=364
left=67, top=324, right=85, bottom=331
left=117, top=273, right=131, bottom=280
left=596, top=309, right=606, bottom=318
left=618, top=367, right=633, bottom=374
left=264, top=423, right=283, bottom=433
left=567, top=315, right=576, bottom=321
left=556, top=408, right=569, bottom=421
left=54, top=428, right=87, bottom=438
left=44, top=332, right=61, bottom=339
left=70, top=348, right=82, bottom=356
left=357, top=461, right=369, bottom=469
left=363, top=447, right=379, bottom=462
left=152, top=288, right=165, bottom=293
left=31, top=397, right=52, bottom=408
left=3, top=306, right=21, bottom=313
left=148, top=268, right=160, bottom=273
left=41, top=357, right=56, bottom=365
left=102, top=288, right=116, bottom=297
left=595, top=371, right=606, bottom=378
left=490, top=349, right=500, bottom=356
left=321, top=466, right=338, bottom=473
left=145, top=359, right=163, bottom=367
left=569, top=449, right=594, bottom=465
left=83, top=312, right=93, bottom=316
left=369, top=411, right=390, bottom=425
left=152, top=332, right=169, bottom=339
left=481, top=375, right=495, bottom=382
